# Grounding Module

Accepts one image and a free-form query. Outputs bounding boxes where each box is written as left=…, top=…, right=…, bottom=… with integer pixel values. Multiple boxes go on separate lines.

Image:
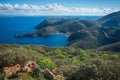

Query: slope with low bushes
left=0, top=44, right=120, bottom=80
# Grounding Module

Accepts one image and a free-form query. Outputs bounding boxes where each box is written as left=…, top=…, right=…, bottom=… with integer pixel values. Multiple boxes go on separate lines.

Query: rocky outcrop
left=22, top=61, right=38, bottom=73
left=3, top=64, right=21, bottom=77
left=44, top=69, right=65, bottom=80
left=3, top=61, right=38, bottom=77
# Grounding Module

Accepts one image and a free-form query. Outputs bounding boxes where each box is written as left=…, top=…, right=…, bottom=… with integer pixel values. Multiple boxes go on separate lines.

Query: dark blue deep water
left=0, top=16, right=101, bottom=46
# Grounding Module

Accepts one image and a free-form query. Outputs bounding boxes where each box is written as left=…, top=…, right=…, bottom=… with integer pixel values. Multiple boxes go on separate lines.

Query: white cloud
left=0, top=3, right=119, bottom=16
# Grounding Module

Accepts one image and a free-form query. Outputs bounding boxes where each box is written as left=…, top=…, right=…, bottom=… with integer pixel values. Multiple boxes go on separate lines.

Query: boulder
left=44, top=69, right=65, bottom=80
left=3, top=61, right=38, bottom=77
left=3, top=64, right=21, bottom=76
left=22, top=61, right=38, bottom=73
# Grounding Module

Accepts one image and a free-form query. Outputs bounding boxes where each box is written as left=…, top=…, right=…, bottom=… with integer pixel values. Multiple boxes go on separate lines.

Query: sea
left=0, top=16, right=101, bottom=46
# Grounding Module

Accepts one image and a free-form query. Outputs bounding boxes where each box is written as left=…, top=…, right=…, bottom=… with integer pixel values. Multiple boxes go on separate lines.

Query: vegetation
left=0, top=44, right=120, bottom=80
left=37, top=57, right=56, bottom=69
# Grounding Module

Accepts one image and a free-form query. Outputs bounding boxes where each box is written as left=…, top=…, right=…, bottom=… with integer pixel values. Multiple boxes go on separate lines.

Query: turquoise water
left=0, top=16, right=101, bottom=46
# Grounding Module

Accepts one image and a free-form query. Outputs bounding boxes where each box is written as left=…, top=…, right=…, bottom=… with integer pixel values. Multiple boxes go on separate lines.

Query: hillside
left=68, top=28, right=99, bottom=49
left=15, top=18, right=101, bottom=37
left=68, top=11, right=120, bottom=52
left=0, top=44, right=120, bottom=80
left=32, top=19, right=101, bottom=36
left=97, top=11, right=120, bottom=27
left=68, top=27, right=120, bottom=52
left=98, top=41, right=120, bottom=53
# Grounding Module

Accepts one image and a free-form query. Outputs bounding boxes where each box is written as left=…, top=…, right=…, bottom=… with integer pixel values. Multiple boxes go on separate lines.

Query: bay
left=0, top=16, right=101, bottom=46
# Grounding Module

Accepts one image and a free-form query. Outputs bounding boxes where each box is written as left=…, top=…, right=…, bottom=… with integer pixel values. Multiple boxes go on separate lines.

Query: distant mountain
left=97, top=11, right=120, bottom=27
left=35, top=18, right=65, bottom=30
left=34, top=18, right=102, bottom=36
left=15, top=18, right=101, bottom=37
left=67, top=11, right=120, bottom=52
left=15, top=11, right=120, bottom=52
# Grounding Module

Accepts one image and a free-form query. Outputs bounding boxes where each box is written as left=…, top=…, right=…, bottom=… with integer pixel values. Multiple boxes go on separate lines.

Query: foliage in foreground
left=0, top=44, right=120, bottom=80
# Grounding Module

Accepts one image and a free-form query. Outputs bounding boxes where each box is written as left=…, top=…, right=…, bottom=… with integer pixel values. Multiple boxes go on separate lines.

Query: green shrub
left=0, top=74, right=5, bottom=80
left=88, top=52, right=99, bottom=58
left=79, top=49, right=87, bottom=61
left=72, top=57, right=82, bottom=64
left=29, top=66, right=43, bottom=78
left=108, top=54, right=119, bottom=60
left=37, top=57, right=56, bottom=69
left=66, top=60, right=120, bottom=80
left=100, top=53, right=109, bottom=59
left=8, top=73, right=35, bottom=80
left=67, top=64, right=98, bottom=80
left=100, top=53, right=119, bottom=60
left=54, top=48, right=66, bottom=58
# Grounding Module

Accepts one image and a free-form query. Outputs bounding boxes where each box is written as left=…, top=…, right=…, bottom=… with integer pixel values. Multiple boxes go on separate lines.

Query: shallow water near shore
left=0, top=16, right=101, bottom=46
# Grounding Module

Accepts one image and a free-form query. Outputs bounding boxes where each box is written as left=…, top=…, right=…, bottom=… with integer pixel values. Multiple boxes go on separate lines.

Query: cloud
left=0, top=3, right=119, bottom=16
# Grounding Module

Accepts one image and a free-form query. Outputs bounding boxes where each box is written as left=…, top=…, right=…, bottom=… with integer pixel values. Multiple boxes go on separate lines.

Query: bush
left=100, top=53, right=119, bottom=60
left=0, top=74, right=5, bottom=80
left=29, top=66, right=42, bottom=78
left=8, top=73, right=36, bottom=80
left=67, top=64, right=98, bottom=80
left=100, top=53, right=109, bottom=59
left=79, top=49, right=87, bottom=61
left=54, top=48, right=66, bottom=59
left=0, top=44, right=41, bottom=68
left=66, top=60, right=120, bottom=80
left=37, top=57, right=56, bottom=69
left=72, top=57, right=82, bottom=64
left=0, top=44, right=120, bottom=80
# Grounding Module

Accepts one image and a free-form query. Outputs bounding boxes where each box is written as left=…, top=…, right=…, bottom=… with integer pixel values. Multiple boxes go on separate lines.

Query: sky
left=0, top=0, right=120, bottom=16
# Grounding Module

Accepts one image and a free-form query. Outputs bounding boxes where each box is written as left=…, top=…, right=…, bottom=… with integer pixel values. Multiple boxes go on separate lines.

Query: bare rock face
left=3, top=64, right=21, bottom=76
left=44, top=69, right=65, bottom=80
left=22, top=61, right=38, bottom=73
